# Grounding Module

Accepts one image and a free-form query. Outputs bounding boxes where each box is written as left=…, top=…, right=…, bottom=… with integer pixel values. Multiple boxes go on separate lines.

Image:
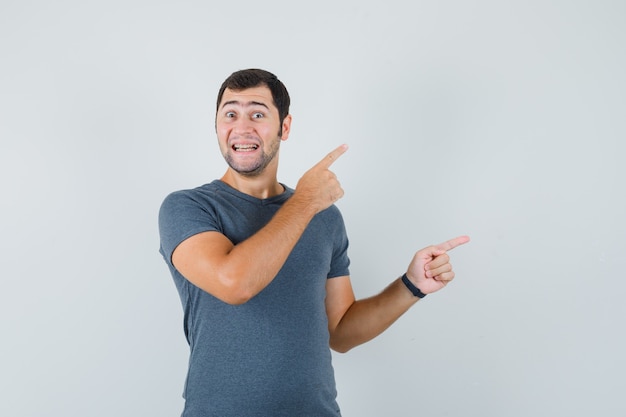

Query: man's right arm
left=171, top=145, right=348, bottom=305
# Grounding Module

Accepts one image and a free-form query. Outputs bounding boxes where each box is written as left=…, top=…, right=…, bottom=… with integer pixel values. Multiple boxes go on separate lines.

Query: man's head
left=215, top=69, right=292, bottom=178
left=216, top=69, right=290, bottom=136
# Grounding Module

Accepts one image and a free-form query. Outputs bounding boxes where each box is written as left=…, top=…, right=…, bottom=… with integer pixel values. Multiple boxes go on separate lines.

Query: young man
left=158, top=68, right=469, bottom=416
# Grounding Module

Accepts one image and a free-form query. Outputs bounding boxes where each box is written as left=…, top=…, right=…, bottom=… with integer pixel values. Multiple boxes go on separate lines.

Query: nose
left=232, top=117, right=254, bottom=134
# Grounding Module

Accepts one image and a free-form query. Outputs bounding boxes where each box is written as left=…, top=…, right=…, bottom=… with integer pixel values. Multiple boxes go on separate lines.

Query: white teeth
left=234, top=144, right=258, bottom=151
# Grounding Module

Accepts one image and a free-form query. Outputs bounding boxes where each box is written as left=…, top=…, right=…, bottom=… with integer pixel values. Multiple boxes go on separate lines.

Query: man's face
left=216, top=86, right=290, bottom=176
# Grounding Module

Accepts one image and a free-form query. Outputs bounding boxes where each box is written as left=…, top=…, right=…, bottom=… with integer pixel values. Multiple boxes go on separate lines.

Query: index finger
left=315, top=144, right=348, bottom=169
left=434, top=235, right=470, bottom=252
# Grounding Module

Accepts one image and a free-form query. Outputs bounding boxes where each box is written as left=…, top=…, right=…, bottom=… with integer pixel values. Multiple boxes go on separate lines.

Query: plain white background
left=1, top=1, right=624, bottom=416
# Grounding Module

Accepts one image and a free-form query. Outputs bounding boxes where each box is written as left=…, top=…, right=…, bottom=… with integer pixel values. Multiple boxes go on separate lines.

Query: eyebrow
left=221, top=100, right=269, bottom=110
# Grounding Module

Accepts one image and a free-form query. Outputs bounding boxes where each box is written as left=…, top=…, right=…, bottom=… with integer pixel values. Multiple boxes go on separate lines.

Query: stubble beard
left=224, top=133, right=282, bottom=177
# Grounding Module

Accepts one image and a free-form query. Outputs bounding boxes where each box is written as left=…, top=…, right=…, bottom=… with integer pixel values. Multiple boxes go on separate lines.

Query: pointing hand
left=405, top=235, right=470, bottom=295
left=295, top=144, right=348, bottom=213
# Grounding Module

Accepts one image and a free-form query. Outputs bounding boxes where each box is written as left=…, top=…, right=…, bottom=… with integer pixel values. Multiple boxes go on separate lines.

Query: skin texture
left=172, top=84, right=469, bottom=352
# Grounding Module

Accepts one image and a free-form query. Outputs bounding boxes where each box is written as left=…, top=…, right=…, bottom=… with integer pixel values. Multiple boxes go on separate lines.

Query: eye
left=225, top=111, right=236, bottom=118
left=252, top=112, right=264, bottom=119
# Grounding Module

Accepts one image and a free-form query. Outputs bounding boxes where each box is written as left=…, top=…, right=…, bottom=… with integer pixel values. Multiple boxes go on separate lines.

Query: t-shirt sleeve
left=158, top=190, right=220, bottom=267
left=327, top=206, right=351, bottom=278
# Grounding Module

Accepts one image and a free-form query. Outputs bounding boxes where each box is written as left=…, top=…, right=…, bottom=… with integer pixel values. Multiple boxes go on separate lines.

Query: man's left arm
left=326, top=235, right=470, bottom=353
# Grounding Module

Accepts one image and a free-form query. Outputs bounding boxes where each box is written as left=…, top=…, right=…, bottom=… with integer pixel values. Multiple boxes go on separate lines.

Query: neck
left=220, top=169, right=284, bottom=199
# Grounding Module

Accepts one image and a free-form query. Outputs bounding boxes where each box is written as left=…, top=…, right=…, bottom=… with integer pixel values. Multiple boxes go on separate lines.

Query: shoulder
left=158, top=182, right=225, bottom=257
left=310, top=204, right=347, bottom=235
left=160, top=181, right=222, bottom=212
left=318, top=204, right=345, bottom=222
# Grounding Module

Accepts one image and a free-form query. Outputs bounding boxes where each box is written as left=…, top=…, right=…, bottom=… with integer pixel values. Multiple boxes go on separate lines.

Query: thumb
left=419, top=246, right=445, bottom=261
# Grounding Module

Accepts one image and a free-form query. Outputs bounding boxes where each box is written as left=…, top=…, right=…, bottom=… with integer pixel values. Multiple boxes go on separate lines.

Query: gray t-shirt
left=158, top=180, right=350, bottom=416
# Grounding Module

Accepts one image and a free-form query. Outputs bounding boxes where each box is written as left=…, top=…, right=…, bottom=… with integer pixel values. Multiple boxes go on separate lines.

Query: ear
left=280, top=114, right=292, bottom=141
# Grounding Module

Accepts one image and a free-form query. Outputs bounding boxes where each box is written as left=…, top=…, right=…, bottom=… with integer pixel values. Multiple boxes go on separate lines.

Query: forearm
left=174, top=146, right=348, bottom=304
left=219, top=195, right=317, bottom=300
left=329, top=277, right=419, bottom=353
left=222, top=149, right=346, bottom=299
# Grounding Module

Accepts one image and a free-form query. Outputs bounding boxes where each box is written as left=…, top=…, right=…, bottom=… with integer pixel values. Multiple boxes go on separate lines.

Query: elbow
left=329, top=338, right=354, bottom=354
left=331, top=346, right=352, bottom=354
left=174, top=254, right=258, bottom=305
left=215, top=272, right=255, bottom=305
left=221, top=293, right=252, bottom=306
left=218, top=287, right=254, bottom=306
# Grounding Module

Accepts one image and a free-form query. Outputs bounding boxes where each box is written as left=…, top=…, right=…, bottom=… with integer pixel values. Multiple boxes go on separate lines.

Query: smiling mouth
left=233, top=144, right=259, bottom=152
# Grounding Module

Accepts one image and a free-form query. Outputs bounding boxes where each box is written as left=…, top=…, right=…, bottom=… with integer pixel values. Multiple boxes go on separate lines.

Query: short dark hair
left=216, top=69, right=291, bottom=125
